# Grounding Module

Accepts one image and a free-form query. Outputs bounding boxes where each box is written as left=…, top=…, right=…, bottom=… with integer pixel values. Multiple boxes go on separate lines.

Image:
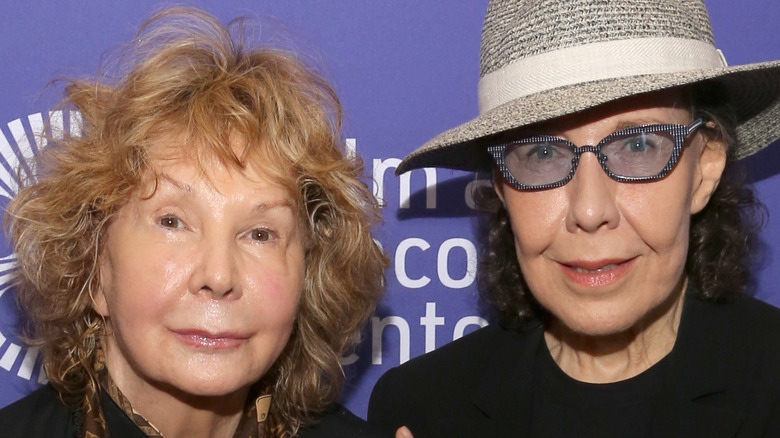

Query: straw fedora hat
left=397, top=0, right=780, bottom=174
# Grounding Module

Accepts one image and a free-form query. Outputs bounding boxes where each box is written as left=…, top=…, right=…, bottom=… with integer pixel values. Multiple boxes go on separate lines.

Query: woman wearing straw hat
left=368, top=0, right=780, bottom=437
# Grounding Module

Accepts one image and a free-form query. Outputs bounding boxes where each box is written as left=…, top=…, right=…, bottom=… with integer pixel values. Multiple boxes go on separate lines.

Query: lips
left=573, top=263, right=618, bottom=274
left=172, top=329, right=250, bottom=349
left=559, top=257, right=636, bottom=288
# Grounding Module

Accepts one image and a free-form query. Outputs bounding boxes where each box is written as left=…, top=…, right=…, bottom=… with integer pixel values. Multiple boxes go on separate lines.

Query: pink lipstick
left=172, top=329, right=249, bottom=349
left=559, top=257, right=636, bottom=288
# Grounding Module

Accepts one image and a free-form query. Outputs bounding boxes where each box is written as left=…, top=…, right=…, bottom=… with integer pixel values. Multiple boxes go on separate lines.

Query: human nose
left=189, top=233, right=240, bottom=299
left=565, top=152, right=620, bottom=233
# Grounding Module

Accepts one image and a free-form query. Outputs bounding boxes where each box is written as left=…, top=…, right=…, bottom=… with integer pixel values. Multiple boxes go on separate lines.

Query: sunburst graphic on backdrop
left=0, top=110, right=81, bottom=386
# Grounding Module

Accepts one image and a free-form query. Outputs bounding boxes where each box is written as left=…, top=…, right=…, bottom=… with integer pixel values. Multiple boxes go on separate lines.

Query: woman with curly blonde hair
left=0, top=6, right=387, bottom=438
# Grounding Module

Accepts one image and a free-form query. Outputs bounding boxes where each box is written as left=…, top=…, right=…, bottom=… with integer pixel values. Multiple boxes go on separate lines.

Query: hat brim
left=397, top=60, right=780, bottom=174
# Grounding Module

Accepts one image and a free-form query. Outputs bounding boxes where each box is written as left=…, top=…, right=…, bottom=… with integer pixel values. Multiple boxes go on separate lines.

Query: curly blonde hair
left=6, top=7, right=387, bottom=436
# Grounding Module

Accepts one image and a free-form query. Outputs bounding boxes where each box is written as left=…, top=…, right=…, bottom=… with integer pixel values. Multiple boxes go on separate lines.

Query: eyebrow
left=157, top=173, right=193, bottom=193
left=613, top=118, right=667, bottom=131
left=252, top=200, right=294, bottom=213
left=155, top=173, right=294, bottom=212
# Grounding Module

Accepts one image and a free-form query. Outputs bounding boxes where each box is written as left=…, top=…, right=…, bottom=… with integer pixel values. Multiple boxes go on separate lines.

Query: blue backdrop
left=1, top=1, right=779, bottom=419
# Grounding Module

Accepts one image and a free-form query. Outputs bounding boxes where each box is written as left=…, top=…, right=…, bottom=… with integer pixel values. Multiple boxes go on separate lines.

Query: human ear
left=492, top=169, right=507, bottom=204
left=92, top=256, right=111, bottom=317
left=690, top=135, right=727, bottom=214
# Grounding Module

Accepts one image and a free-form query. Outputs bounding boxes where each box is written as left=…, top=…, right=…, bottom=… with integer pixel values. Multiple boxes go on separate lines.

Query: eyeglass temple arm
left=687, top=118, right=704, bottom=135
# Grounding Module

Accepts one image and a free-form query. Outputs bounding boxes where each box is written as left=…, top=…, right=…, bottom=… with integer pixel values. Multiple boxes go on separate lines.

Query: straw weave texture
left=481, top=0, right=713, bottom=76
left=398, top=0, right=780, bottom=173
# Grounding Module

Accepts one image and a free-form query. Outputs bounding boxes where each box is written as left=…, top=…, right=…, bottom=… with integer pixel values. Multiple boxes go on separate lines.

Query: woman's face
left=496, top=92, right=726, bottom=336
left=94, top=141, right=304, bottom=400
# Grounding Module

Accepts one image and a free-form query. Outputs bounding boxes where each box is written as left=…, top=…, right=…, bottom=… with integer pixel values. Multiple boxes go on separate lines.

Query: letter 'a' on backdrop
left=1, top=1, right=779, bottom=417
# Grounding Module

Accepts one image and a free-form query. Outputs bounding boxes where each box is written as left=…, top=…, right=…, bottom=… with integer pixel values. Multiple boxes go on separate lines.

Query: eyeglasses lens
left=503, top=130, right=677, bottom=187
left=505, top=140, right=574, bottom=187
left=601, top=131, right=675, bottom=178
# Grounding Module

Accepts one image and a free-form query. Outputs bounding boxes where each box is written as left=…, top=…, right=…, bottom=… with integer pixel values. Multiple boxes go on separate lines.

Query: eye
left=527, top=143, right=558, bottom=160
left=622, top=134, right=654, bottom=152
left=249, top=228, right=273, bottom=242
left=159, top=215, right=184, bottom=229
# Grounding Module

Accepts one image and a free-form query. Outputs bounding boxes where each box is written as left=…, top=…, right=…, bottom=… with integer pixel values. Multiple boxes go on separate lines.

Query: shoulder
left=296, top=404, right=386, bottom=438
left=680, top=293, right=780, bottom=434
left=368, top=323, right=541, bottom=435
left=688, top=292, right=780, bottom=341
left=377, top=323, right=528, bottom=382
left=0, top=385, right=73, bottom=437
left=721, top=293, right=780, bottom=359
left=682, top=292, right=780, bottom=366
left=730, top=293, right=780, bottom=328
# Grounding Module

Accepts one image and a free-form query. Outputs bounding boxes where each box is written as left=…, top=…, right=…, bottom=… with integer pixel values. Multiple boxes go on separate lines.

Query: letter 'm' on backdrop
left=1, top=1, right=779, bottom=417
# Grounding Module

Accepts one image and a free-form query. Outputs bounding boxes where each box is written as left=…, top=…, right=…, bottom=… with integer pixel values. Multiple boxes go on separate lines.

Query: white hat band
left=478, top=37, right=728, bottom=114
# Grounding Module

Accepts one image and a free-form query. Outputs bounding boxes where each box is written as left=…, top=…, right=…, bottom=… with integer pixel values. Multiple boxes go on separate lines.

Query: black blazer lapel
left=648, top=294, right=745, bottom=438
left=470, top=321, right=543, bottom=436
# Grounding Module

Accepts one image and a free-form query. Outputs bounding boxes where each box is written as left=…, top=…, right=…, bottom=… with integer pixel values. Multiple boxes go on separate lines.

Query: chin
left=155, top=364, right=260, bottom=398
left=168, top=375, right=253, bottom=398
left=553, top=307, right=641, bottom=338
left=547, top=292, right=673, bottom=337
left=570, top=321, right=635, bottom=338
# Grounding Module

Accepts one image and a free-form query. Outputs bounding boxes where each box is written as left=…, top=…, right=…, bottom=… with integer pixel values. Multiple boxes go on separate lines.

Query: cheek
left=504, top=189, right=568, bottom=256
left=619, top=172, right=695, bottom=255
left=245, top=254, right=304, bottom=325
left=250, top=275, right=300, bottom=316
left=100, top=244, right=191, bottom=324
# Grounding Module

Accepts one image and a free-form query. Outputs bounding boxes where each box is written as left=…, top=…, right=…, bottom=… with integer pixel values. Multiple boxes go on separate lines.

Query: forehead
left=140, top=132, right=298, bottom=203
left=521, top=88, right=691, bottom=136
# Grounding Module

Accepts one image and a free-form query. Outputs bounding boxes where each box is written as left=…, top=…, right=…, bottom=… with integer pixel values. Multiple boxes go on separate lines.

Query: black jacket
left=368, top=292, right=780, bottom=437
left=0, top=384, right=385, bottom=438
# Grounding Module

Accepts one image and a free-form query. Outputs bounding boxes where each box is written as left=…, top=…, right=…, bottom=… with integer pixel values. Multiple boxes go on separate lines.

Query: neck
left=104, top=367, right=249, bottom=438
left=544, top=281, right=686, bottom=383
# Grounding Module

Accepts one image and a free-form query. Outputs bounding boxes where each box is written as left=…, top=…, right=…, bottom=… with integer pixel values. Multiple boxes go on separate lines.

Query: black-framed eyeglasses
left=487, top=119, right=704, bottom=191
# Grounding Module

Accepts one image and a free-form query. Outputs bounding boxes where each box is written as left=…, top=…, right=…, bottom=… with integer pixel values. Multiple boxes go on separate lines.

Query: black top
left=368, top=292, right=780, bottom=438
left=529, top=338, right=669, bottom=438
left=0, top=384, right=386, bottom=438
